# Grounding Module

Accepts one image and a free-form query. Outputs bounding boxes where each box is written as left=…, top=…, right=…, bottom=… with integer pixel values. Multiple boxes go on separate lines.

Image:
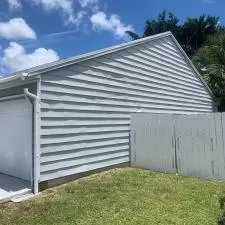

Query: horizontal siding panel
left=42, top=70, right=210, bottom=97
left=40, top=105, right=212, bottom=115
left=40, top=118, right=130, bottom=127
left=41, top=97, right=212, bottom=112
left=41, top=131, right=129, bottom=145
left=41, top=95, right=212, bottom=110
left=41, top=111, right=130, bottom=119
left=122, top=48, right=194, bottom=77
left=42, top=65, right=210, bottom=100
left=140, top=42, right=188, bottom=67
left=40, top=150, right=129, bottom=172
left=142, top=40, right=191, bottom=63
left=42, top=72, right=208, bottom=101
left=41, top=125, right=130, bottom=136
left=150, top=39, right=185, bottom=60
left=161, top=41, right=181, bottom=53
left=41, top=143, right=129, bottom=163
left=40, top=156, right=129, bottom=181
left=134, top=46, right=192, bottom=73
left=105, top=52, right=198, bottom=83
left=41, top=118, right=130, bottom=128
left=41, top=137, right=129, bottom=154
left=83, top=60, right=208, bottom=95
left=131, top=43, right=193, bottom=71
left=68, top=66, right=205, bottom=99
left=41, top=77, right=212, bottom=102
left=41, top=108, right=211, bottom=119
left=162, top=36, right=176, bottom=46
left=39, top=35, right=214, bottom=181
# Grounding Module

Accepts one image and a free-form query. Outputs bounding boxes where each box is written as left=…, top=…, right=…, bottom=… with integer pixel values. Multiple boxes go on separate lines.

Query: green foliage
left=193, top=32, right=225, bottom=98
left=181, top=15, right=220, bottom=56
left=125, top=31, right=140, bottom=40
left=126, top=11, right=180, bottom=40
left=127, top=11, right=221, bottom=57
left=143, top=11, right=180, bottom=38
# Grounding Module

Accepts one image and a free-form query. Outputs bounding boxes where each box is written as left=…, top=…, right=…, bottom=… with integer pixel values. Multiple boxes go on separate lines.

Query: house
left=0, top=32, right=215, bottom=198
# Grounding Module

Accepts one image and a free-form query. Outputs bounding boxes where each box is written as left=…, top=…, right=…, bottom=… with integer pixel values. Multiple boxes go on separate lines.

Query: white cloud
left=2, top=1, right=134, bottom=40
left=79, top=0, right=99, bottom=8
left=90, top=11, right=133, bottom=38
left=29, top=0, right=84, bottom=25
left=0, top=18, right=36, bottom=40
left=6, top=0, right=22, bottom=11
left=1, top=42, right=59, bottom=72
left=73, top=10, right=87, bottom=26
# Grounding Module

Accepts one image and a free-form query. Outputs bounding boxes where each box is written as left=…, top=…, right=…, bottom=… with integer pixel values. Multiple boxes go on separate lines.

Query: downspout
left=24, top=88, right=40, bottom=195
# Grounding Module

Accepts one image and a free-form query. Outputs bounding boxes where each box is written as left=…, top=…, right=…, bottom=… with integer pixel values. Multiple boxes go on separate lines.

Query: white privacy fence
left=130, top=113, right=225, bottom=181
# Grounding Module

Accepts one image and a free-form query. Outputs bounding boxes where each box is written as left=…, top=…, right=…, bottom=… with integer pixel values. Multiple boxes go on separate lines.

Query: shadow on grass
left=218, top=195, right=225, bottom=225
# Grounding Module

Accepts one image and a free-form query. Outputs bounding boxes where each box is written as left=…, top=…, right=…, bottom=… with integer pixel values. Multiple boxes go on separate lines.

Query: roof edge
left=24, top=31, right=173, bottom=77
left=0, top=31, right=214, bottom=100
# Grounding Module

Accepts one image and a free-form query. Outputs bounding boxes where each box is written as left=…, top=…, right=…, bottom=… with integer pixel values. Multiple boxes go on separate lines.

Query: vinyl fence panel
left=175, top=114, right=215, bottom=179
left=131, top=113, right=176, bottom=173
left=131, top=112, right=225, bottom=181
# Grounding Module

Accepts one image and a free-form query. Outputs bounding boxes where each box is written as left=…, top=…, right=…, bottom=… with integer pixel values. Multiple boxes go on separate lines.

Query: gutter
left=0, top=72, right=28, bottom=84
left=24, top=88, right=40, bottom=195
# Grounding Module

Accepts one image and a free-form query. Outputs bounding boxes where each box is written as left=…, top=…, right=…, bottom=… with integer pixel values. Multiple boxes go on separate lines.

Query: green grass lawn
left=1, top=168, right=225, bottom=225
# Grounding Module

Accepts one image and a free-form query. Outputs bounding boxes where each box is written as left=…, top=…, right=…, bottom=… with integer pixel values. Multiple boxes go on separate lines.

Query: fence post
left=173, top=116, right=179, bottom=174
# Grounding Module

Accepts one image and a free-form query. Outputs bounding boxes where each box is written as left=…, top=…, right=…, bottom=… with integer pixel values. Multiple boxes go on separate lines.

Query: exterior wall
left=39, top=36, right=214, bottom=181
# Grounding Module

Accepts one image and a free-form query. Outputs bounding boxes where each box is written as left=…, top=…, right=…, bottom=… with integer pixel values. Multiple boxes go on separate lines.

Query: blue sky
left=0, top=0, right=224, bottom=74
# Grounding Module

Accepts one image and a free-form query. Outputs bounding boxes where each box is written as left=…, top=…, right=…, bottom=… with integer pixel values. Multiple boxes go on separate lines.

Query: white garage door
left=0, top=96, right=32, bottom=182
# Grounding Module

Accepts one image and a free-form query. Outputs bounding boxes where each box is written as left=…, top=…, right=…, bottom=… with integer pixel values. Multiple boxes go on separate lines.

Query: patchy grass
left=1, top=168, right=225, bottom=225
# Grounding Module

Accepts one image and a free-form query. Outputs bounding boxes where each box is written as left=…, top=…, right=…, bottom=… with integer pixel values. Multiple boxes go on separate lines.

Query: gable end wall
left=39, top=36, right=214, bottom=181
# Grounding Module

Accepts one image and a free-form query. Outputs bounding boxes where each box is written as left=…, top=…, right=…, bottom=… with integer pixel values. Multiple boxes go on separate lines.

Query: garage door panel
left=0, top=97, right=32, bottom=181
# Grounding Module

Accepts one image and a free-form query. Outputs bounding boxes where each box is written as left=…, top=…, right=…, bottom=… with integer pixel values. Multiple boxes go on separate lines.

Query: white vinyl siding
left=39, top=36, right=214, bottom=181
